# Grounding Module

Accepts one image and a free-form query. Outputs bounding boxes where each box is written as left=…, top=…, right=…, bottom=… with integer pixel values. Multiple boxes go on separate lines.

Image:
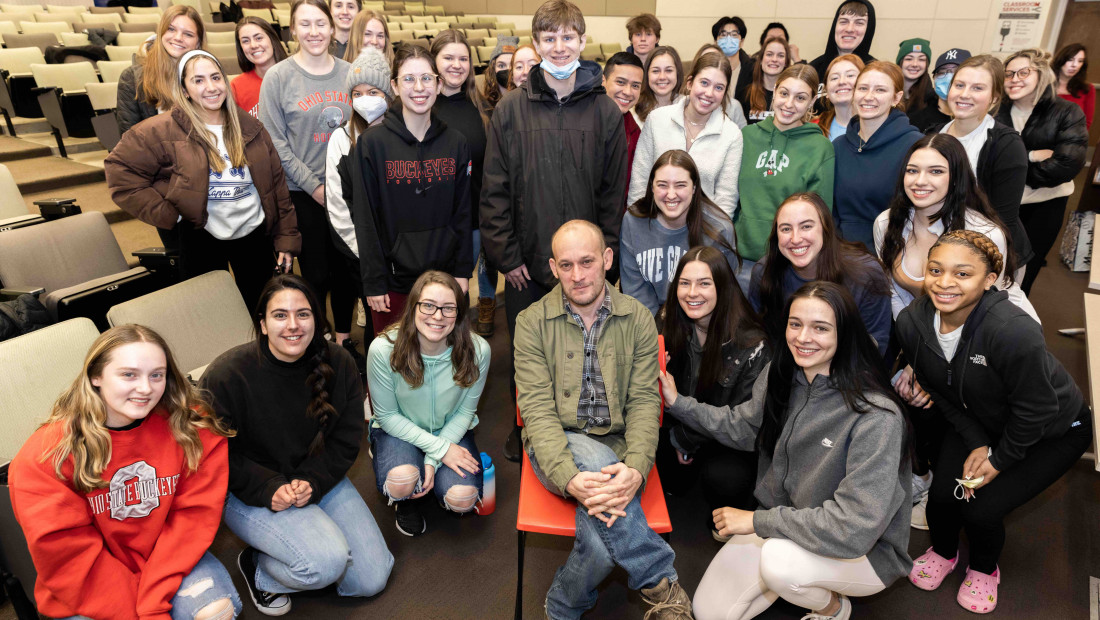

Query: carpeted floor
left=7, top=156, right=104, bottom=195
left=0, top=136, right=50, bottom=163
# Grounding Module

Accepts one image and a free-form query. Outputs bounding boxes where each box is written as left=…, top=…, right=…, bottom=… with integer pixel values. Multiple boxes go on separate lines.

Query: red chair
left=513, top=336, right=671, bottom=619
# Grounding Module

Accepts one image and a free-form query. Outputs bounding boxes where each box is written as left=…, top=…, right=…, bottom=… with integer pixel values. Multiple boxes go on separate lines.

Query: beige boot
left=640, top=578, right=693, bottom=620
left=475, top=297, right=495, bottom=337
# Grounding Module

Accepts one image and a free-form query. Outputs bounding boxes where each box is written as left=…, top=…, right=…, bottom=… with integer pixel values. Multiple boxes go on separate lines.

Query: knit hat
left=347, top=46, right=392, bottom=97
left=934, top=48, right=972, bottom=73
left=896, top=38, right=931, bottom=65
left=489, top=35, right=519, bottom=65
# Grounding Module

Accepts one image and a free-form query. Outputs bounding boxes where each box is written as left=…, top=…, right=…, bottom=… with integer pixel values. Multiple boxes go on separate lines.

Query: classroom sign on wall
left=985, top=0, right=1048, bottom=53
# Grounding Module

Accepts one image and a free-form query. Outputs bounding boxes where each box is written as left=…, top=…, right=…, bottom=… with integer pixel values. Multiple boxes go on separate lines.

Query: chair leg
left=515, top=529, right=526, bottom=620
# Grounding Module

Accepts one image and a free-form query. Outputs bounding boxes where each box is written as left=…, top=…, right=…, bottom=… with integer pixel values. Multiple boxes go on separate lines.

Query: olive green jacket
left=515, top=283, right=661, bottom=495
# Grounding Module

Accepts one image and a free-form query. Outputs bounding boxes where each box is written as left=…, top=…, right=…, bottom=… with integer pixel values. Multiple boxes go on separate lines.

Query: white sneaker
left=801, top=594, right=851, bottom=619
left=911, top=494, right=929, bottom=530
left=912, top=472, right=932, bottom=503
left=357, top=299, right=367, bottom=328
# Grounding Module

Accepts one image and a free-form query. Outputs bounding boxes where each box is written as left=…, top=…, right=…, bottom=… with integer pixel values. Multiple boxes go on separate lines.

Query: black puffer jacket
left=0, top=294, right=51, bottom=342
left=995, top=88, right=1088, bottom=189
left=116, top=64, right=159, bottom=135
left=929, top=119, right=1034, bottom=264
left=479, top=61, right=628, bottom=289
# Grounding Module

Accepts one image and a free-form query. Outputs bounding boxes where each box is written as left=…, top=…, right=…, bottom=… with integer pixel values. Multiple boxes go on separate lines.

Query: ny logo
left=945, top=50, right=958, bottom=60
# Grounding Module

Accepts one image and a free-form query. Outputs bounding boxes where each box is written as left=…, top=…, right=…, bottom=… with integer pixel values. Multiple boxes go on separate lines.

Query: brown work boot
left=475, top=297, right=495, bottom=337
left=640, top=578, right=693, bottom=619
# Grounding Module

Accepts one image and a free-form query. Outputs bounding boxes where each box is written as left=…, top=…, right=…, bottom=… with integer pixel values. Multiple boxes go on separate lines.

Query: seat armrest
left=132, top=246, right=182, bottom=274
left=0, top=287, right=45, bottom=298
left=33, top=199, right=81, bottom=220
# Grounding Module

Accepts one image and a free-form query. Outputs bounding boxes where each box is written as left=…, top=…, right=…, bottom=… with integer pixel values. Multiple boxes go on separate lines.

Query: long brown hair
left=635, top=46, right=683, bottom=122
left=1053, top=43, right=1089, bottom=98
left=684, top=50, right=732, bottom=115
left=386, top=271, right=480, bottom=389
left=173, top=53, right=247, bottom=173
left=628, top=149, right=737, bottom=259
left=235, top=16, right=287, bottom=74
left=662, top=246, right=763, bottom=397
left=43, top=325, right=233, bottom=493
left=253, top=275, right=336, bottom=457
left=430, top=29, right=489, bottom=125
left=747, top=36, right=791, bottom=116
left=344, top=9, right=392, bottom=64
left=756, top=192, right=889, bottom=339
left=817, top=53, right=865, bottom=138
left=140, top=5, right=206, bottom=110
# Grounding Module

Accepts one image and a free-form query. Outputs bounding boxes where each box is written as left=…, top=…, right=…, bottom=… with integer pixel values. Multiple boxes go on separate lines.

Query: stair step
left=0, top=135, right=51, bottom=162
left=8, top=156, right=105, bottom=194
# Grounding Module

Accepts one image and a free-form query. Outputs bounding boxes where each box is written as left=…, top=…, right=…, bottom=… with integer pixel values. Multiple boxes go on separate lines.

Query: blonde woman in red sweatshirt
left=9, top=325, right=241, bottom=620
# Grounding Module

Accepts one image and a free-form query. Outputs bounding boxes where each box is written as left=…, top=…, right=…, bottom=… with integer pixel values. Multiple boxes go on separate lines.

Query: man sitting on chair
left=513, top=220, right=693, bottom=620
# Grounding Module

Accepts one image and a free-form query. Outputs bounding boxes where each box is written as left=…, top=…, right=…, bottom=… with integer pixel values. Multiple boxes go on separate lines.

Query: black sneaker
left=237, top=547, right=292, bottom=616
left=342, top=339, right=367, bottom=377
left=503, top=426, right=522, bottom=463
left=395, top=500, right=426, bottom=536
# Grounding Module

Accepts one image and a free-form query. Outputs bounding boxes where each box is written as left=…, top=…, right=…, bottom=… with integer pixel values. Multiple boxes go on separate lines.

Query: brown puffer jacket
left=105, top=106, right=301, bottom=254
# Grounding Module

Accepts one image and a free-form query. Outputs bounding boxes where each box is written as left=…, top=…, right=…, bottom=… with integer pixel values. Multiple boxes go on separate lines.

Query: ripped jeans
left=369, top=426, right=483, bottom=512
left=59, top=552, right=242, bottom=620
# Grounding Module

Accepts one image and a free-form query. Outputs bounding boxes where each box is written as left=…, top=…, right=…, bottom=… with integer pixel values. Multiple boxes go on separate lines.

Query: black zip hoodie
left=347, top=106, right=473, bottom=296
left=809, top=0, right=877, bottom=79
left=895, top=289, right=1085, bottom=471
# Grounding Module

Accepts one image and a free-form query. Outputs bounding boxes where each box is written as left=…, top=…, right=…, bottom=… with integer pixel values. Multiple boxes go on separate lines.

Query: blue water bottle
left=476, top=452, right=495, bottom=515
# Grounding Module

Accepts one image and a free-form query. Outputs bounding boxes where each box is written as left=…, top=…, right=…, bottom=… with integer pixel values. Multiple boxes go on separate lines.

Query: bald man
left=513, top=221, right=692, bottom=619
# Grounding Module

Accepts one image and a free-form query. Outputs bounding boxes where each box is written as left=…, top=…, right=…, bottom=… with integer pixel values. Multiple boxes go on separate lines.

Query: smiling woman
left=231, top=17, right=287, bottom=118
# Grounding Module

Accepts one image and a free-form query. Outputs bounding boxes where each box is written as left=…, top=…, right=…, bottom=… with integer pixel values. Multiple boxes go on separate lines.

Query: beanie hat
left=934, top=48, right=972, bottom=73
left=347, top=46, right=392, bottom=97
left=489, top=35, right=520, bottom=65
left=896, top=38, right=931, bottom=66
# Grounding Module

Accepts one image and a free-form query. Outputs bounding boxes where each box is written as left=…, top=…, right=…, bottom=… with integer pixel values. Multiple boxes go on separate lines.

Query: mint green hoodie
left=734, top=117, right=836, bottom=261
left=367, top=330, right=491, bottom=469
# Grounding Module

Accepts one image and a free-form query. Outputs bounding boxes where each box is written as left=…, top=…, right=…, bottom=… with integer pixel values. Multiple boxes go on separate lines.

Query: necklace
left=687, top=118, right=706, bottom=127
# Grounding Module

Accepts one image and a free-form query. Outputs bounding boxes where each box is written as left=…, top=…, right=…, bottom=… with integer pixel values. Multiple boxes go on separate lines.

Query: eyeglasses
left=416, top=301, right=458, bottom=317
left=398, top=73, right=438, bottom=87
left=718, top=30, right=740, bottom=39
left=1004, top=67, right=1032, bottom=80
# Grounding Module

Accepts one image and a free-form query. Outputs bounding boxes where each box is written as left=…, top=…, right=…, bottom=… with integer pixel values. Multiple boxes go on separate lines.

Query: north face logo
left=821, top=437, right=834, bottom=448
left=970, top=354, right=987, bottom=366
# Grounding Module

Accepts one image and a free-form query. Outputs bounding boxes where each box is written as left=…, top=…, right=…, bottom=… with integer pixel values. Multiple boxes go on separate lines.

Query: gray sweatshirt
left=258, top=57, right=351, bottom=194
left=668, top=364, right=912, bottom=586
left=620, top=210, right=738, bottom=315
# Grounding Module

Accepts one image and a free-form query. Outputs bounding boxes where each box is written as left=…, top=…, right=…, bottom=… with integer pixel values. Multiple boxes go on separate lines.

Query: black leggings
left=656, top=426, right=758, bottom=518
left=178, top=223, right=273, bottom=313
left=927, top=410, right=1091, bottom=573
left=290, top=190, right=358, bottom=333
left=1019, top=195, right=1070, bottom=295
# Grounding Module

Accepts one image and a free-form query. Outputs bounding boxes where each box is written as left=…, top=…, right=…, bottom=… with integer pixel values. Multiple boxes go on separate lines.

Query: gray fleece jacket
left=668, top=363, right=912, bottom=586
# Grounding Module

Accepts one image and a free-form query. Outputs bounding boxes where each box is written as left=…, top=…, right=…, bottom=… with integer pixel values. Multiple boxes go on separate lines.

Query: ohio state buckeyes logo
left=86, top=460, right=181, bottom=521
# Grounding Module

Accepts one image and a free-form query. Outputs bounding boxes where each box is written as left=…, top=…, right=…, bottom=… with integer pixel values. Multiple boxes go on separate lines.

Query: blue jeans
left=223, top=477, right=393, bottom=597
left=60, top=552, right=242, bottom=620
left=471, top=229, right=499, bottom=299
left=528, top=432, right=678, bottom=620
left=370, top=425, right=483, bottom=510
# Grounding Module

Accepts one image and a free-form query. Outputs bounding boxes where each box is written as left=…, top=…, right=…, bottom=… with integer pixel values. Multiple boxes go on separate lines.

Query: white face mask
left=353, top=94, right=387, bottom=124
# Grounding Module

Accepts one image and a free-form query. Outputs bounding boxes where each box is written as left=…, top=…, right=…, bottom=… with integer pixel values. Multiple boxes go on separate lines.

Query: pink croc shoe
left=957, top=566, right=1000, bottom=614
left=909, top=547, right=958, bottom=591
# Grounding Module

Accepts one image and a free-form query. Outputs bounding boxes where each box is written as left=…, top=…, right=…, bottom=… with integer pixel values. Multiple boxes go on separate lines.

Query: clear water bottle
left=476, top=451, right=495, bottom=515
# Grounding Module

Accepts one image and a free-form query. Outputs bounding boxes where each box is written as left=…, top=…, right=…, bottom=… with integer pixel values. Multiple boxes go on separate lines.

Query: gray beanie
left=347, top=46, right=392, bottom=97
left=489, top=35, right=520, bottom=65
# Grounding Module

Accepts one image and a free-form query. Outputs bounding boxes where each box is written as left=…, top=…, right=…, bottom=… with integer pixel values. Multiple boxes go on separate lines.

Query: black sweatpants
left=927, top=409, right=1091, bottom=573
left=1019, top=195, right=1070, bottom=295
left=178, top=222, right=273, bottom=314
left=656, top=426, right=757, bottom=522
left=290, top=190, right=358, bottom=333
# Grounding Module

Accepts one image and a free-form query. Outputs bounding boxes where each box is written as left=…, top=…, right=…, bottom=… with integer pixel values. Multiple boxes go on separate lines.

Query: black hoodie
left=895, top=290, right=1086, bottom=472
left=346, top=107, right=473, bottom=296
left=809, top=0, right=877, bottom=79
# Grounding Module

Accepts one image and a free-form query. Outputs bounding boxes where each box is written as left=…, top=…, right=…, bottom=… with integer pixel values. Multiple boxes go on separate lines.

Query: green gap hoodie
left=734, top=117, right=836, bottom=261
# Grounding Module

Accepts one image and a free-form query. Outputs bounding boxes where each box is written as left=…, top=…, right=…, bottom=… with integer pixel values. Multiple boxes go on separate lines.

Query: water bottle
left=476, top=451, right=495, bottom=515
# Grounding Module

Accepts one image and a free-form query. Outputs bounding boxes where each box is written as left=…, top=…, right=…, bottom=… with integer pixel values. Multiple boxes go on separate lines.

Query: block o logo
left=109, top=460, right=159, bottom=521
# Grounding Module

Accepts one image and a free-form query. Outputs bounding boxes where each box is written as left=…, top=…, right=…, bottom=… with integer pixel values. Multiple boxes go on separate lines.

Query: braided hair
left=253, top=274, right=338, bottom=456
left=929, top=229, right=1005, bottom=278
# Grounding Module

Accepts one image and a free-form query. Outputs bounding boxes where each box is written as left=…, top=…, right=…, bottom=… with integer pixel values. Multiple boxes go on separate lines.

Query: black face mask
left=495, top=69, right=510, bottom=89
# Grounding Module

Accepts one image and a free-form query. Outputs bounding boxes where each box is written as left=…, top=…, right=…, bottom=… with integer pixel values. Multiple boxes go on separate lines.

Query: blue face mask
left=540, top=58, right=580, bottom=81
left=717, top=35, right=740, bottom=57
left=933, top=73, right=953, bottom=99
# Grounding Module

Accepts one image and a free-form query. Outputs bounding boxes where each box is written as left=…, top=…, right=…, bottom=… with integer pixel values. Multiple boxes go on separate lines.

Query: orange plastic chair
left=513, top=336, right=671, bottom=619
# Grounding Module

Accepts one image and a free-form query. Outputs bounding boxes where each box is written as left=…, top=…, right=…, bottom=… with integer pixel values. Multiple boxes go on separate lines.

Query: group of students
left=6, top=0, right=1097, bottom=618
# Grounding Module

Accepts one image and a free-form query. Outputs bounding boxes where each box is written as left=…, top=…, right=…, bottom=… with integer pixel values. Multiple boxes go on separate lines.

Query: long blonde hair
left=173, top=53, right=248, bottom=173
left=141, top=5, right=206, bottom=110
left=344, top=9, right=392, bottom=64
left=43, top=325, right=233, bottom=494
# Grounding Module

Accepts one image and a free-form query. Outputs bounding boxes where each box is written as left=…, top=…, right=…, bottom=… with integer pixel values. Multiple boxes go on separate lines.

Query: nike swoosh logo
left=415, top=185, right=433, bottom=194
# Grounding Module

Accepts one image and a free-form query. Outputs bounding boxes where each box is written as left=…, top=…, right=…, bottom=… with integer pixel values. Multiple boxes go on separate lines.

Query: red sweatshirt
left=8, top=410, right=228, bottom=620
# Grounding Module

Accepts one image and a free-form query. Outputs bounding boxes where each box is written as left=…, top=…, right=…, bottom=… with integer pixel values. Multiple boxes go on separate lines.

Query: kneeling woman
left=670, top=282, right=911, bottom=620
left=10, top=325, right=241, bottom=620
left=896, top=231, right=1091, bottom=614
left=367, top=271, right=490, bottom=536
left=657, top=246, right=768, bottom=540
left=105, top=51, right=300, bottom=313
left=202, top=275, right=393, bottom=615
